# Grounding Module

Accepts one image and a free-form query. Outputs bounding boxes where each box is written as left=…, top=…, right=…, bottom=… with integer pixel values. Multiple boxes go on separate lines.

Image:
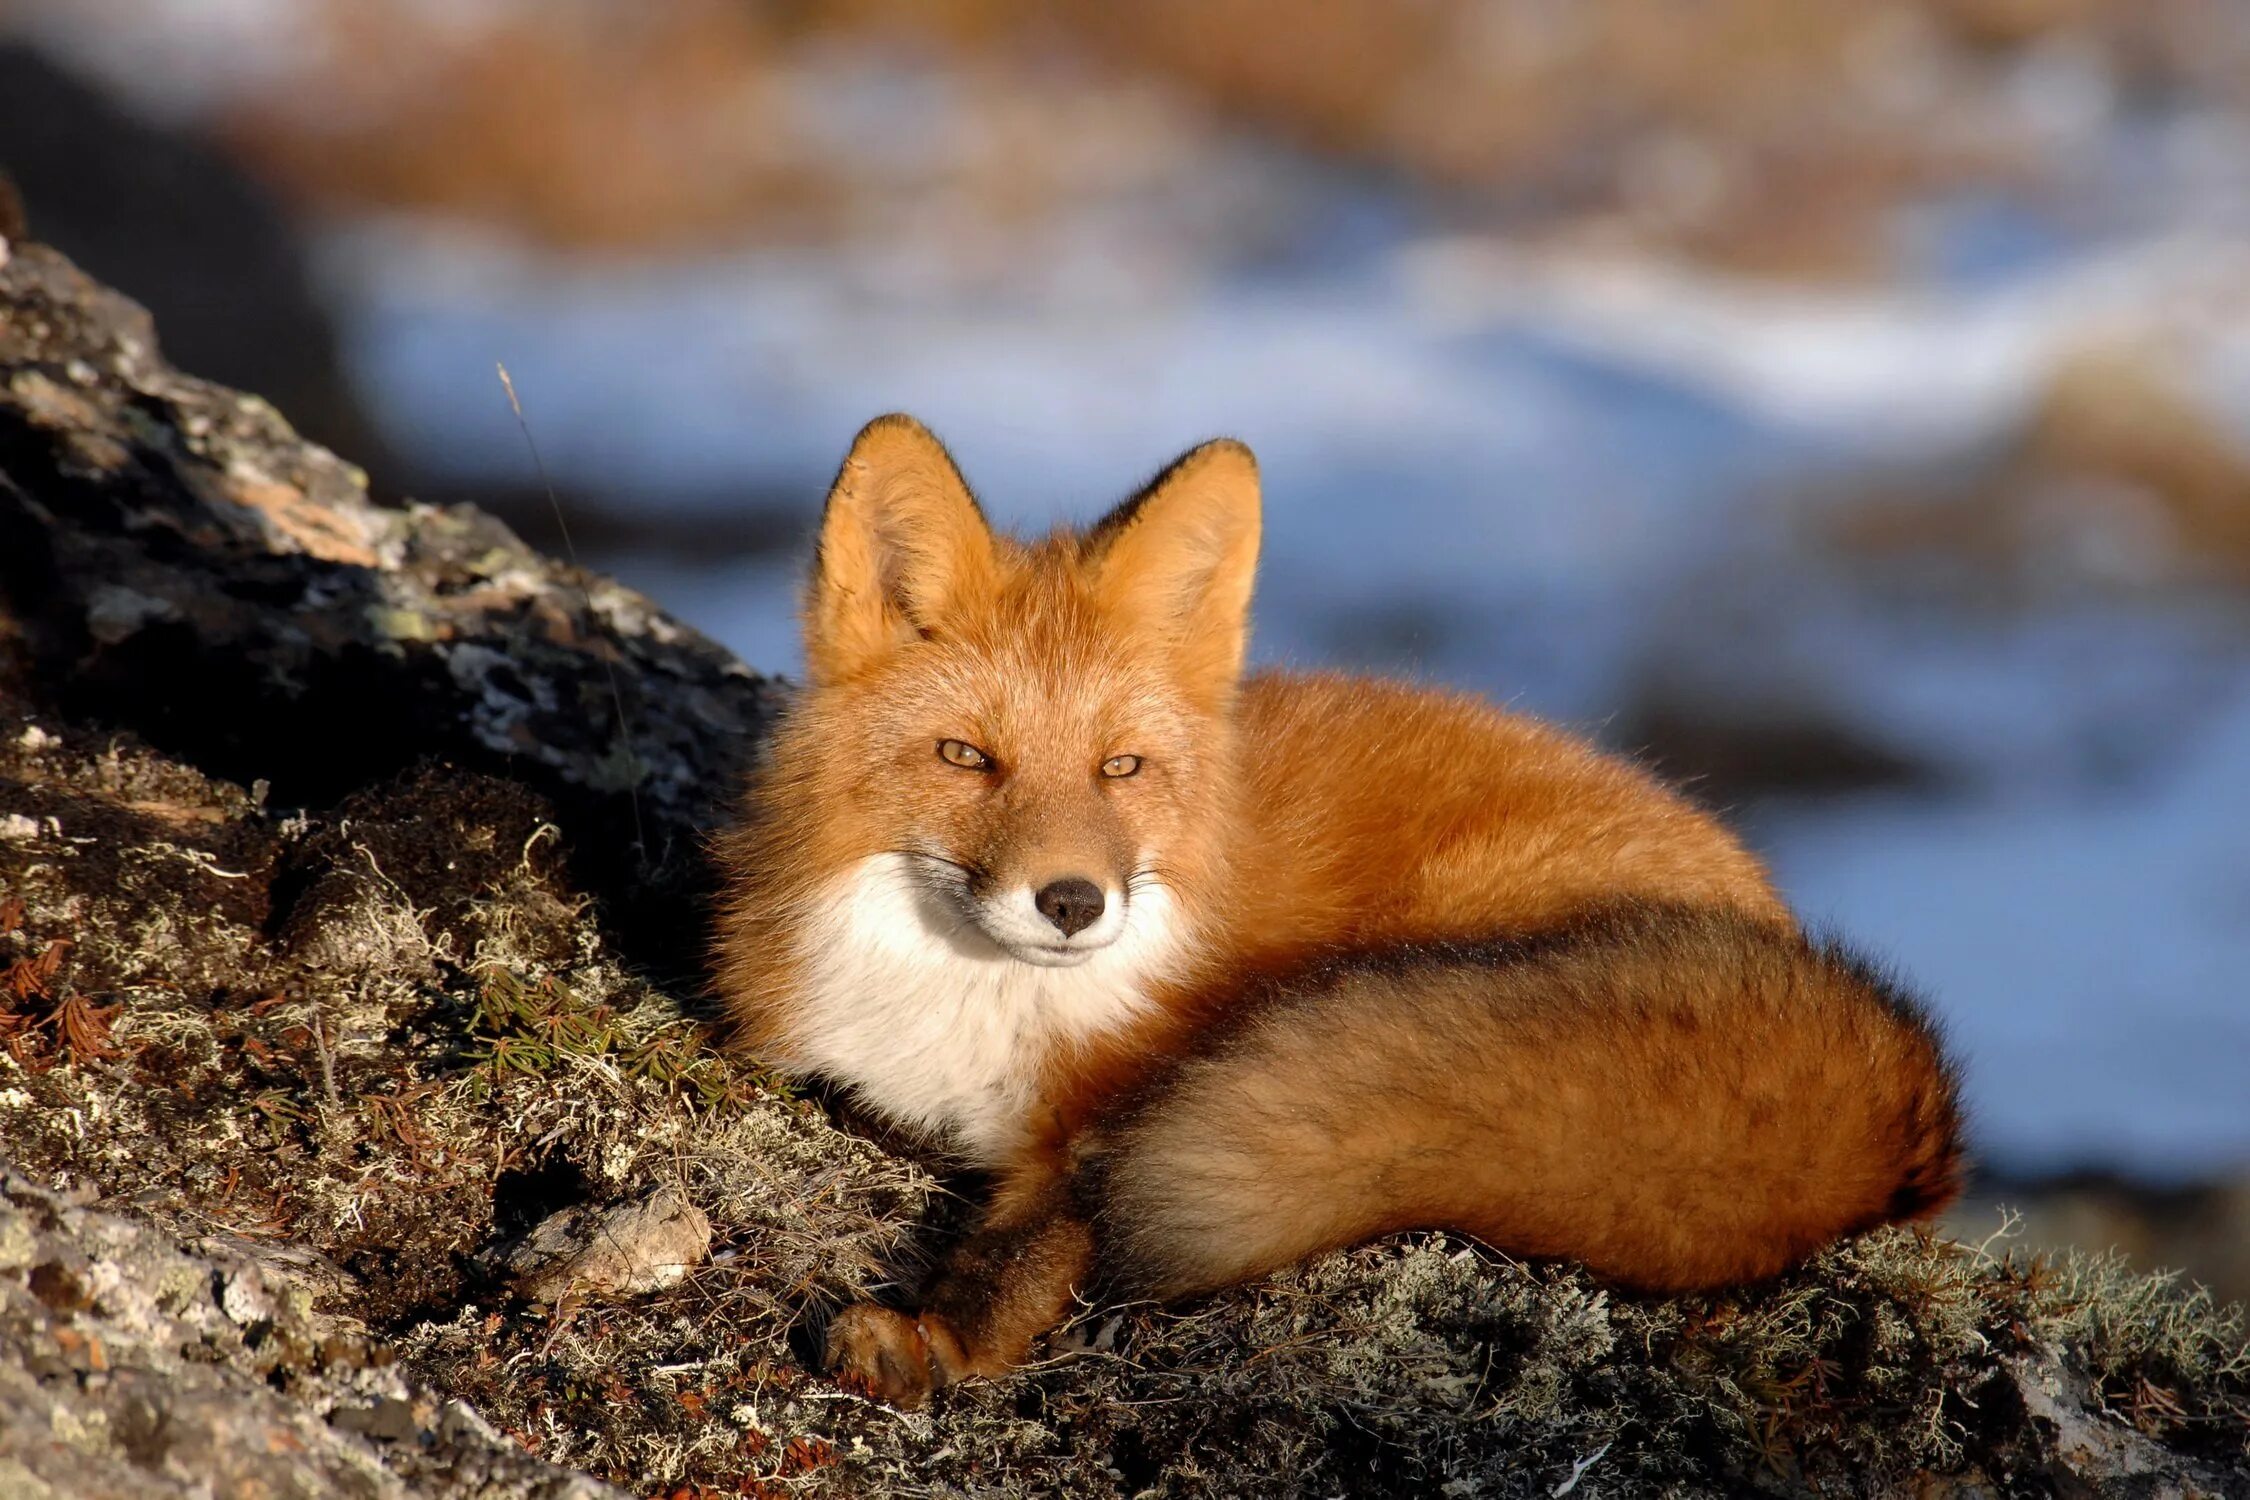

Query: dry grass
left=1806, top=339, right=2250, bottom=598
left=168, top=0, right=2241, bottom=277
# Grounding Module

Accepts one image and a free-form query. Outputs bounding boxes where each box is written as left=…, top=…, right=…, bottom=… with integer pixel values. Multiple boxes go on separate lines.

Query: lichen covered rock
left=0, top=1167, right=626, bottom=1499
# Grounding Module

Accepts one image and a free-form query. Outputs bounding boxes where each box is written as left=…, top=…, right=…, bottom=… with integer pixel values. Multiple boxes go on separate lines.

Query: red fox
left=714, top=415, right=1962, bottom=1408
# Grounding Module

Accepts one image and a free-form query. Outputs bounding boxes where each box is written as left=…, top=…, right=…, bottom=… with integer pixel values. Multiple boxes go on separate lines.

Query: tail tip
left=1882, top=1098, right=1967, bottom=1225
left=1886, top=1156, right=1963, bottom=1223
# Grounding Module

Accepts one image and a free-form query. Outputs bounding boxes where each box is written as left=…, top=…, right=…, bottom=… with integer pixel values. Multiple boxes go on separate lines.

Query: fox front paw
left=824, top=1304, right=938, bottom=1409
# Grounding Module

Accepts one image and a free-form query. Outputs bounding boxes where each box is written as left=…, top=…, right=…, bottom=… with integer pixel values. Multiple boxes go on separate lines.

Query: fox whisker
left=896, top=849, right=980, bottom=885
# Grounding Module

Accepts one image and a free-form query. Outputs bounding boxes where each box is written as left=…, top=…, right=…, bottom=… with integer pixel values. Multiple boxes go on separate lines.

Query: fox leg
left=824, top=1165, right=1091, bottom=1409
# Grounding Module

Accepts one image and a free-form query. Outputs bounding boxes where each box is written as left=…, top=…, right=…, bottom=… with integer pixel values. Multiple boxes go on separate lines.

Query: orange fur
left=712, top=416, right=1963, bottom=1408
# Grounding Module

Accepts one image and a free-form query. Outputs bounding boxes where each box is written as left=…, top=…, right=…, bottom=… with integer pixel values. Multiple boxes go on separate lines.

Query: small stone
left=84, top=584, right=181, bottom=645
left=220, top=1266, right=276, bottom=1328
left=508, top=1185, right=712, bottom=1304
left=365, top=604, right=441, bottom=642
left=28, top=1261, right=92, bottom=1312
left=317, top=1334, right=364, bottom=1370
left=0, top=1213, right=37, bottom=1271
left=331, top=1396, right=419, bottom=1443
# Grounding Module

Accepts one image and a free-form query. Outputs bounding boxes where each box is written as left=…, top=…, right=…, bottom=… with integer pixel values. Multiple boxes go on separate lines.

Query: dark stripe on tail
left=1075, top=901, right=1965, bottom=1300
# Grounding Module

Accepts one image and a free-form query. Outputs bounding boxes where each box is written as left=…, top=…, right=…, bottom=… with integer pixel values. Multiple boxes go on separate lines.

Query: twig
left=496, top=361, right=648, bottom=865
left=309, top=990, right=344, bottom=1120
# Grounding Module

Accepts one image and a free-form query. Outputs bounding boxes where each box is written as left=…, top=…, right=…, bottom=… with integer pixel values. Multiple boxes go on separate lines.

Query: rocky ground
left=1, top=234, right=2247, bottom=1498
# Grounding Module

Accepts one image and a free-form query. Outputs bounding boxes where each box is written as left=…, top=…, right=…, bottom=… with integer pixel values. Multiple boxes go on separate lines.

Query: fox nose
left=1034, top=877, right=1105, bottom=938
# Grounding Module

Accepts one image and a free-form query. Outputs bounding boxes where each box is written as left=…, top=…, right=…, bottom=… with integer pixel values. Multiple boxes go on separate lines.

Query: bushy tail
left=1078, top=904, right=1963, bottom=1300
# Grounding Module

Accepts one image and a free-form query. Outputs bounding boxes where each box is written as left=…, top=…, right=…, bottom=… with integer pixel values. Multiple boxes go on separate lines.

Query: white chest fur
left=777, top=853, right=1181, bottom=1165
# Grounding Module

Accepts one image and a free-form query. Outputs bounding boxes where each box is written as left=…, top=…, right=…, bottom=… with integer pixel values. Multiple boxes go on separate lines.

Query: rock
left=1, top=235, right=2245, bottom=1499
left=0, top=235, right=784, bottom=973
left=2006, top=1351, right=2188, bottom=1491
left=506, top=1185, right=715, bottom=1304
left=0, top=1165, right=624, bottom=1499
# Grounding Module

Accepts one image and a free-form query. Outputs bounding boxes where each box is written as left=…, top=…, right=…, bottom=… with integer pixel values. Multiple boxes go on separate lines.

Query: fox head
left=767, top=414, right=1259, bottom=968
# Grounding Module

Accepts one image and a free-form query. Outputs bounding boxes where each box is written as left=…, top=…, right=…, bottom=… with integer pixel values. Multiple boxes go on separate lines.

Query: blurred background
left=3, top=0, right=2245, bottom=1295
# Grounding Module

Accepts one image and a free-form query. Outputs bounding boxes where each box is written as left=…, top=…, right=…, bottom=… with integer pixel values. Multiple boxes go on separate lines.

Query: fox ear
left=1089, top=438, right=1261, bottom=707
left=805, top=415, right=997, bottom=684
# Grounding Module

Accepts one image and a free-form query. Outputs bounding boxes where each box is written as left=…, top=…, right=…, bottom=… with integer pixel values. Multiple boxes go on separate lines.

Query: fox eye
left=1100, top=754, right=1142, bottom=779
left=938, top=739, right=993, bottom=771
